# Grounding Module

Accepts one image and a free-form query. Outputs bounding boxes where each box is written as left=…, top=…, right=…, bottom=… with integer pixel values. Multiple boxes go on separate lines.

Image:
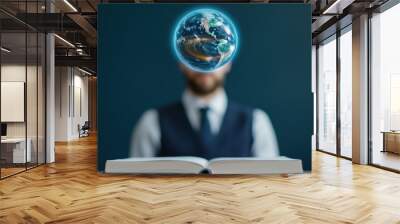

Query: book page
left=207, top=157, right=303, bottom=174
left=105, top=157, right=208, bottom=174
left=209, top=156, right=293, bottom=163
left=110, top=157, right=208, bottom=167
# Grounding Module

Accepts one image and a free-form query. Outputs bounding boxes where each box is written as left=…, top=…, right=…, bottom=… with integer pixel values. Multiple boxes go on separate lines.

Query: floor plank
left=1, top=135, right=400, bottom=224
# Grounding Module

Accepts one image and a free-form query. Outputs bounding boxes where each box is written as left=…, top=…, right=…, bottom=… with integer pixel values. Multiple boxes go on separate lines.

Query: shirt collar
left=182, top=88, right=227, bottom=115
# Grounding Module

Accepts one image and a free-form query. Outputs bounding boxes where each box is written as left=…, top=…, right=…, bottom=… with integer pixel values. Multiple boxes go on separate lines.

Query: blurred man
left=130, top=62, right=279, bottom=159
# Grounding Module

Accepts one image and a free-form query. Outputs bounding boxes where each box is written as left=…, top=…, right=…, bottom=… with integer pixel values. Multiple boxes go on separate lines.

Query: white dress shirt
left=130, top=89, right=279, bottom=158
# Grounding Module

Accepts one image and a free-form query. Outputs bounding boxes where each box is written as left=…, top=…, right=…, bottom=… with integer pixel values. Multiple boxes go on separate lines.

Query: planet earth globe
left=173, top=8, right=239, bottom=73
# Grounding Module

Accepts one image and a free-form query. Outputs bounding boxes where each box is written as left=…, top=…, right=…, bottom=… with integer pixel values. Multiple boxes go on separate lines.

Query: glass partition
left=0, top=1, right=46, bottom=179
left=38, top=32, right=45, bottom=165
left=1, top=31, right=28, bottom=177
left=27, top=30, right=38, bottom=169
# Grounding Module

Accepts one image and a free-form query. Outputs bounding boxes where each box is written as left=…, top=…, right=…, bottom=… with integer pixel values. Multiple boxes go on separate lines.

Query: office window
left=371, top=3, right=400, bottom=171
left=339, top=28, right=352, bottom=158
left=318, top=36, right=337, bottom=154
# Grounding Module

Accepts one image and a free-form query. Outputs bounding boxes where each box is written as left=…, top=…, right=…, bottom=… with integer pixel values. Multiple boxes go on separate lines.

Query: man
left=130, top=62, right=279, bottom=159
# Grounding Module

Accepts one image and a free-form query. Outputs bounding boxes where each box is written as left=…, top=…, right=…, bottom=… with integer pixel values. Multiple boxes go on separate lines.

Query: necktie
left=199, top=107, right=213, bottom=152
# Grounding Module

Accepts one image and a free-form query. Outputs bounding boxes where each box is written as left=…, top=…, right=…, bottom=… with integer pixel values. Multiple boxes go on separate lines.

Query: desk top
left=381, top=131, right=400, bottom=134
left=1, top=138, right=28, bottom=143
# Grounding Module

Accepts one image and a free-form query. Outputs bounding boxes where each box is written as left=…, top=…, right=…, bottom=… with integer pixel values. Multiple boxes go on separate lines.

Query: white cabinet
left=1, top=138, right=32, bottom=163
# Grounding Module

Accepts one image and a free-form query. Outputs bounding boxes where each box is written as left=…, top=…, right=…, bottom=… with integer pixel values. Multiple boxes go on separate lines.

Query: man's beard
left=186, top=78, right=223, bottom=96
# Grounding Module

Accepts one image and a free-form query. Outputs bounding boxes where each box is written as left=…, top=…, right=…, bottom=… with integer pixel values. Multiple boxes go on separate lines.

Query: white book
left=105, top=156, right=303, bottom=174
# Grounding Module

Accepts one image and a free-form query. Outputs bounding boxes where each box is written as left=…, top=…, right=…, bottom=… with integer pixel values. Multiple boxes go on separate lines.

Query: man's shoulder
left=139, top=109, right=158, bottom=122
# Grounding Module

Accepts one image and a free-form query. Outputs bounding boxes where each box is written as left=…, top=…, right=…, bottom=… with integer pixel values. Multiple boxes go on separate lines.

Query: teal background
left=98, top=3, right=312, bottom=171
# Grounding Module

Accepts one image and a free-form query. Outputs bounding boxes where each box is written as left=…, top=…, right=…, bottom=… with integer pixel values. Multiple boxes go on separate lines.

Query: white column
left=352, top=14, right=369, bottom=164
left=45, top=0, right=56, bottom=163
left=46, top=33, right=55, bottom=163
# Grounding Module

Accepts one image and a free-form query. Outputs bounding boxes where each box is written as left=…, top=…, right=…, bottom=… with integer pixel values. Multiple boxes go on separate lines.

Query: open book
left=105, top=156, right=303, bottom=174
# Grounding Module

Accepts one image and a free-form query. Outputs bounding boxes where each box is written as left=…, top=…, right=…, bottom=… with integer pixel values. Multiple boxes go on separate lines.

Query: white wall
left=55, top=67, right=89, bottom=141
left=55, top=67, right=70, bottom=141
left=73, top=73, right=89, bottom=137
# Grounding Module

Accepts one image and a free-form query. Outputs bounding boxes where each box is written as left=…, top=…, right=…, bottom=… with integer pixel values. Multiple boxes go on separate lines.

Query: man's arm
left=252, top=109, right=279, bottom=157
left=130, top=110, right=160, bottom=157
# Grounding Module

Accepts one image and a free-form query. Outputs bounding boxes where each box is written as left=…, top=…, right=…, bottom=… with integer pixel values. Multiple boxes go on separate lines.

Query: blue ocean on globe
left=173, top=8, right=239, bottom=73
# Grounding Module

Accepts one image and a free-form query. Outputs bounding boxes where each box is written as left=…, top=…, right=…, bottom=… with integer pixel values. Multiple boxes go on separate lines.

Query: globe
left=173, top=8, right=239, bottom=73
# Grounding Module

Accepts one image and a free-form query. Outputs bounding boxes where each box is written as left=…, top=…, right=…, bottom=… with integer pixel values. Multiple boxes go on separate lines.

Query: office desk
left=1, top=138, right=31, bottom=164
left=382, top=131, right=400, bottom=154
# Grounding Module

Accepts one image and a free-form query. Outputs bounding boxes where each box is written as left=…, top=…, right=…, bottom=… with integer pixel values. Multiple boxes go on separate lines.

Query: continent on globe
left=173, top=8, right=239, bottom=73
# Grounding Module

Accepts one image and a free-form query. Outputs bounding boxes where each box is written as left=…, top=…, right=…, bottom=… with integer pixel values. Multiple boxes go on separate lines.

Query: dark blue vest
left=157, top=101, right=254, bottom=159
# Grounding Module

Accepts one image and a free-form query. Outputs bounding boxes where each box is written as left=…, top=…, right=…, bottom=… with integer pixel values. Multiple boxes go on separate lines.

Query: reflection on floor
left=373, top=150, right=400, bottom=171
left=0, top=167, right=25, bottom=177
left=340, top=147, right=352, bottom=158
left=0, top=163, right=42, bottom=178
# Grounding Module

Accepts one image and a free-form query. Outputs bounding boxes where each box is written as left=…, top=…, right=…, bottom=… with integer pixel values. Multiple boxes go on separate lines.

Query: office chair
left=79, top=121, right=90, bottom=138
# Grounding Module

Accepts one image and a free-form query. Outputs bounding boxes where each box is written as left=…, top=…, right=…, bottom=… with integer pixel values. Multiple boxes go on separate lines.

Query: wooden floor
left=1, top=167, right=26, bottom=178
left=1, top=135, right=400, bottom=224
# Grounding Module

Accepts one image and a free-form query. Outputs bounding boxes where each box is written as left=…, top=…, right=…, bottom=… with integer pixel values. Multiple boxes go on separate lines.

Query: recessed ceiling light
left=54, top=34, right=75, bottom=48
left=322, top=0, right=354, bottom=15
left=1, top=47, right=11, bottom=53
left=78, top=67, right=93, bottom=76
left=63, top=0, right=78, bottom=12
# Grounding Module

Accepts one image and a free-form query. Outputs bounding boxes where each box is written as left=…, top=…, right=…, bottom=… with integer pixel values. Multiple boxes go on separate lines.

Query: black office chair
left=78, top=121, right=90, bottom=138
